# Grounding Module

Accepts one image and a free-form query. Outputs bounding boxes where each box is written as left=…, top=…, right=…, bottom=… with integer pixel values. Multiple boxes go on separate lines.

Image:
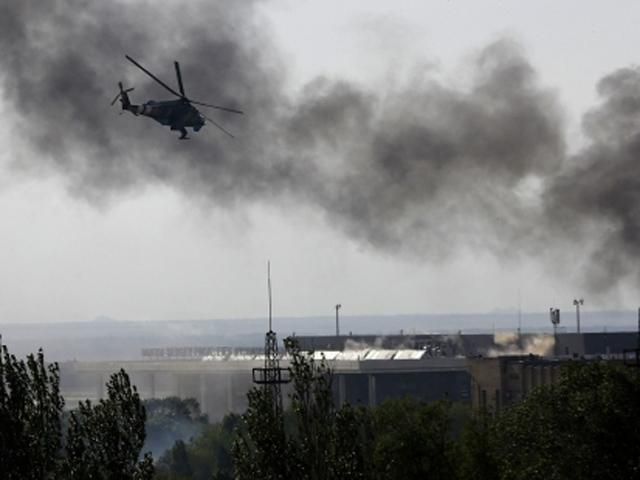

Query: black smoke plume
left=545, top=68, right=640, bottom=291
left=1, top=0, right=638, bottom=293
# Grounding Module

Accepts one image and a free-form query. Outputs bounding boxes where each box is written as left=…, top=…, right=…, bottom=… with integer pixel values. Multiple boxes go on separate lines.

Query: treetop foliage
left=230, top=340, right=640, bottom=480
left=3, top=340, right=638, bottom=480
left=0, top=345, right=153, bottom=480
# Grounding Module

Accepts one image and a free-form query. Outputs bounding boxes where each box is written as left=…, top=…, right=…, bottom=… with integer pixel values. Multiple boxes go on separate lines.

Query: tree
left=159, top=439, right=193, bottom=479
left=372, top=398, right=457, bottom=480
left=0, top=346, right=65, bottom=480
left=286, top=337, right=336, bottom=479
left=0, top=344, right=153, bottom=479
left=64, top=369, right=154, bottom=479
left=233, top=337, right=372, bottom=480
left=230, top=344, right=640, bottom=480
left=456, top=410, right=498, bottom=480
left=331, top=403, right=375, bottom=480
left=490, top=362, right=640, bottom=480
left=233, top=383, right=289, bottom=480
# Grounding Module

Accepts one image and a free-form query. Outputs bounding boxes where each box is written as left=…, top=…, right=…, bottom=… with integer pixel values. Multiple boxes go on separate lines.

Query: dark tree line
left=230, top=339, right=640, bottom=480
left=232, top=338, right=463, bottom=480
left=489, top=362, right=640, bottom=480
left=0, top=345, right=153, bottom=479
left=233, top=338, right=370, bottom=479
left=3, top=340, right=639, bottom=480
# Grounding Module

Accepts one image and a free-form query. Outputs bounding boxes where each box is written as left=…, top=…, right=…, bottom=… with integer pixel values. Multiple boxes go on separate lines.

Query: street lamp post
left=335, top=304, right=342, bottom=337
left=550, top=308, right=560, bottom=356
left=573, top=298, right=584, bottom=334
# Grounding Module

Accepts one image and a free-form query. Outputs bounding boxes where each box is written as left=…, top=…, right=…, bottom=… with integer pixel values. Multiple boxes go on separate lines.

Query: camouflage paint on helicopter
left=112, top=55, right=243, bottom=140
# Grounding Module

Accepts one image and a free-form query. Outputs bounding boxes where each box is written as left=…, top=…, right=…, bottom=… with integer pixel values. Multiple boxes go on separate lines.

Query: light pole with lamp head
left=573, top=298, right=584, bottom=334
left=550, top=308, right=560, bottom=356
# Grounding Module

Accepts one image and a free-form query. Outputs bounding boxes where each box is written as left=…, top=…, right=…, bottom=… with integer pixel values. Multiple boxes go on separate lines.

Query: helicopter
left=111, top=55, right=243, bottom=139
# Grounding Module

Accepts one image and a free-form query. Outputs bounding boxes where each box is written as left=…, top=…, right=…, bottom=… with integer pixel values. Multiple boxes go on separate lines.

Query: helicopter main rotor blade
left=190, top=100, right=243, bottom=115
left=174, top=61, right=185, bottom=97
left=125, top=54, right=184, bottom=99
left=201, top=113, right=235, bottom=138
left=126, top=55, right=243, bottom=118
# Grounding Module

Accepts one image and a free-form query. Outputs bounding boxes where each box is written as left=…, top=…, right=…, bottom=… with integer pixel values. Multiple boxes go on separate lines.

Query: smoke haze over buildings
left=1, top=0, right=640, bottom=297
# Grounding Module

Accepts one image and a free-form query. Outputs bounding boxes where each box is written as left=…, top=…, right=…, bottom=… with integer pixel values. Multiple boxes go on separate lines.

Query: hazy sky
left=1, top=0, right=640, bottom=323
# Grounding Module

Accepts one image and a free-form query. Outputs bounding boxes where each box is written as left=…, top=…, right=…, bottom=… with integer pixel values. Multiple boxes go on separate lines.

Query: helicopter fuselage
left=127, top=99, right=204, bottom=133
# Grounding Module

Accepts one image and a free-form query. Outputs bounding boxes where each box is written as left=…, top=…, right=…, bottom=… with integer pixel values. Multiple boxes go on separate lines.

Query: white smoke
left=487, top=332, right=555, bottom=357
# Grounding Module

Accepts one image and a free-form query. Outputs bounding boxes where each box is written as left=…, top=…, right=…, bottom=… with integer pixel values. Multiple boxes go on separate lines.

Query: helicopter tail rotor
left=111, top=81, right=135, bottom=107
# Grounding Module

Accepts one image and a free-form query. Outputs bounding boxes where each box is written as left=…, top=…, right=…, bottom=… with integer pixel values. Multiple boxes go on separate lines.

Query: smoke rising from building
left=1, top=1, right=639, bottom=293
left=489, top=332, right=555, bottom=357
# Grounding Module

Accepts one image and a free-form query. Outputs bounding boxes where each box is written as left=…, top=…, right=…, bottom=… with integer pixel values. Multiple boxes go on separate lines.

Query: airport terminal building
left=59, top=331, right=639, bottom=420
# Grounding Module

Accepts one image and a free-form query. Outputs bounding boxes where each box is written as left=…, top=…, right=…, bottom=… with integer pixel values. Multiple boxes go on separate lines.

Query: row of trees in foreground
left=162, top=339, right=640, bottom=480
left=0, top=346, right=152, bottom=479
left=2, top=340, right=640, bottom=480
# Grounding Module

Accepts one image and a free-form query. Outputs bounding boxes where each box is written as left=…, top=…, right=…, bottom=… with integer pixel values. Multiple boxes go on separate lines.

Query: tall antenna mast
left=252, top=261, right=290, bottom=415
left=268, top=261, right=272, bottom=332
